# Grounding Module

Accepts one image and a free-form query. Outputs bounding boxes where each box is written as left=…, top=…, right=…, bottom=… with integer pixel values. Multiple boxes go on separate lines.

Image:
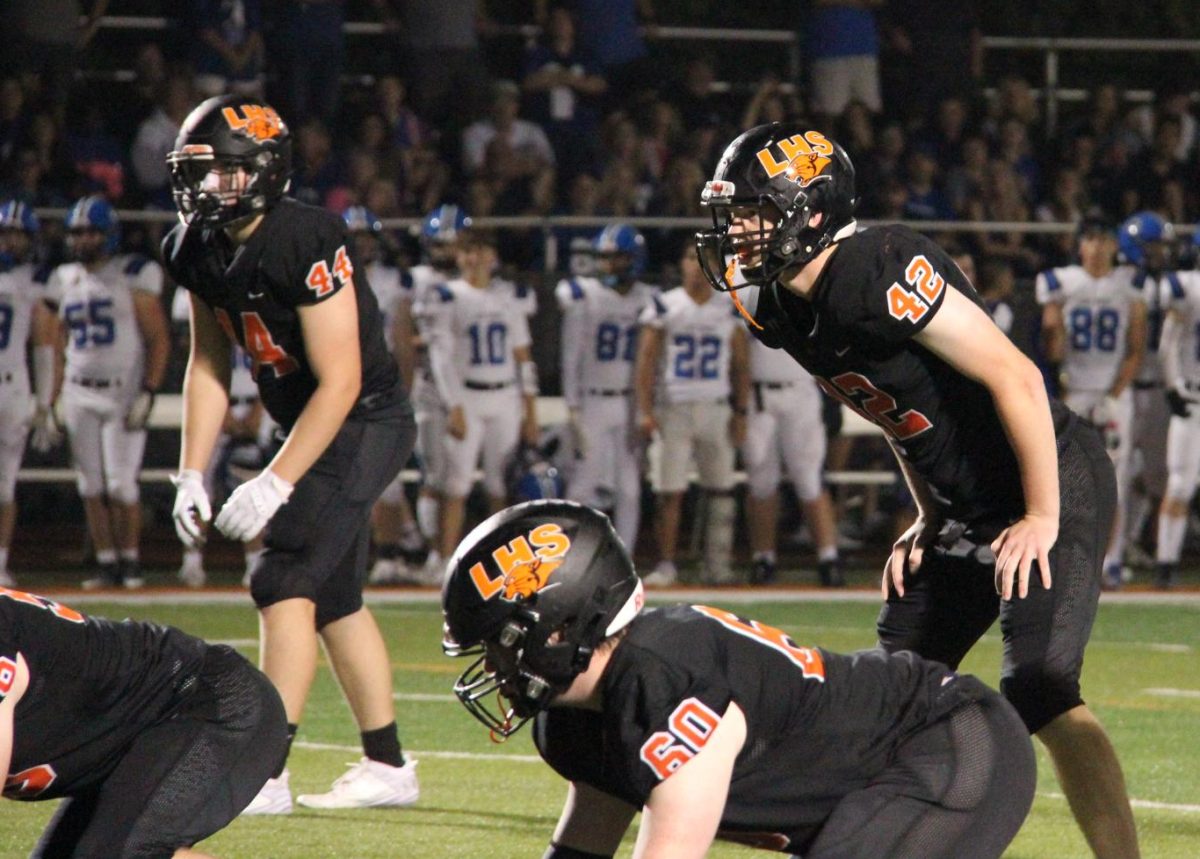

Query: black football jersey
left=0, top=588, right=208, bottom=800
left=163, top=198, right=403, bottom=431
left=742, top=225, right=1070, bottom=522
left=534, top=605, right=984, bottom=855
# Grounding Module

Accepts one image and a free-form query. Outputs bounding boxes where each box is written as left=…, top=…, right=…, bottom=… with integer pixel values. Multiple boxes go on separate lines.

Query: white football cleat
left=242, top=770, right=293, bottom=816
left=296, top=758, right=419, bottom=809
left=642, top=561, right=678, bottom=588
left=369, top=557, right=403, bottom=585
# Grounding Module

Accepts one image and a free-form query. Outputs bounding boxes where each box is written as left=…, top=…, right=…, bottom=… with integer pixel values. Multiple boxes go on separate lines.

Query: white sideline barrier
left=17, top=396, right=895, bottom=486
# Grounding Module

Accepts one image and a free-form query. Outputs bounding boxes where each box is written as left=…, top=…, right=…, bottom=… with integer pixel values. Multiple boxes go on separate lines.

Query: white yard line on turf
left=1143, top=688, right=1200, bottom=699
left=291, top=740, right=1200, bottom=813
left=47, top=588, right=1200, bottom=606
left=394, top=693, right=456, bottom=702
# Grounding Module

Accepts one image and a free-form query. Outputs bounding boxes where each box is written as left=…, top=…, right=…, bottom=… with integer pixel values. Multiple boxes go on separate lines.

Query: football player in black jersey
left=163, top=96, right=420, bottom=813
left=442, top=501, right=1036, bottom=859
left=0, top=586, right=286, bottom=857
left=695, top=123, right=1139, bottom=857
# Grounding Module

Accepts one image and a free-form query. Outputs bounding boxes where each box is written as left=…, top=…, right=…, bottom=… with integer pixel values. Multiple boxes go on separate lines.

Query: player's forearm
left=992, top=362, right=1060, bottom=521
left=1159, top=313, right=1183, bottom=388
left=887, top=439, right=938, bottom=518
left=268, top=379, right=359, bottom=485
left=180, top=360, right=230, bottom=473
left=143, top=331, right=169, bottom=391
left=1109, top=354, right=1140, bottom=398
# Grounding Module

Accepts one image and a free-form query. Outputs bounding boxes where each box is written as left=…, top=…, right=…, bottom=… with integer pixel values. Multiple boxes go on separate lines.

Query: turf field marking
left=1143, top=687, right=1200, bottom=699
left=1039, top=791, right=1200, bottom=814
left=394, top=693, right=457, bottom=702
left=46, top=588, right=1200, bottom=606
left=292, top=740, right=1200, bottom=812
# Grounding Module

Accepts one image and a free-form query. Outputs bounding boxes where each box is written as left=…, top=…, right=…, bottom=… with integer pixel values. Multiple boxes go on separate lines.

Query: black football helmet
left=442, top=500, right=643, bottom=738
left=166, top=95, right=292, bottom=228
left=696, top=123, right=857, bottom=291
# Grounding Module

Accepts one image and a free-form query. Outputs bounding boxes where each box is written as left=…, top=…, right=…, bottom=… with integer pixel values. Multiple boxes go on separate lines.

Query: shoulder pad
left=652, top=294, right=668, bottom=315
left=1166, top=271, right=1185, bottom=299
left=435, top=283, right=455, bottom=303
left=1040, top=269, right=1062, bottom=293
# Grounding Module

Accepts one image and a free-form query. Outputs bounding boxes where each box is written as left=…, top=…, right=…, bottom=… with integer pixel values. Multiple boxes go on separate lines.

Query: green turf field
left=1, top=591, right=1197, bottom=858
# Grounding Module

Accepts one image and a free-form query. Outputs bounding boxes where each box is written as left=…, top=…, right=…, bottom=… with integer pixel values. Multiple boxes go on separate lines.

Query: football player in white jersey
left=342, top=207, right=427, bottom=584
left=0, top=202, right=56, bottom=586
left=1037, top=215, right=1146, bottom=588
left=744, top=337, right=844, bottom=586
left=556, top=224, right=657, bottom=551
left=416, top=228, right=540, bottom=568
left=408, top=204, right=471, bottom=580
left=46, top=197, right=169, bottom=590
left=170, top=286, right=271, bottom=588
left=636, top=242, right=750, bottom=586
left=1118, top=211, right=1180, bottom=581
left=1154, top=259, right=1200, bottom=589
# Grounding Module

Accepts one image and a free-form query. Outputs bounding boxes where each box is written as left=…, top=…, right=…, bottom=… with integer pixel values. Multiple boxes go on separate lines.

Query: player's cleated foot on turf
left=1102, top=561, right=1123, bottom=591
left=818, top=558, right=846, bottom=588
left=642, top=561, right=678, bottom=588
left=297, top=758, right=419, bottom=809
left=178, top=554, right=206, bottom=588
left=368, top=557, right=403, bottom=585
left=82, top=562, right=122, bottom=590
left=242, top=771, right=293, bottom=815
left=749, top=557, right=777, bottom=585
left=119, top=559, right=144, bottom=590
left=1154, top=562, right=1177, bottom=591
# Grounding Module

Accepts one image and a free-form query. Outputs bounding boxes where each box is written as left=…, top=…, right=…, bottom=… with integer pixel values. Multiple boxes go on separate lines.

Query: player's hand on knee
left=447, top=405, right=467, bottom=439
left=124, top=387, right=156, bottom=431
left=171, top=469, right=212, bottom=548
left=989, top=513, right=1057, bottom=600
left=29, top=405, right=63, bottom=453
left=214, top=469, right=294, bottom=542
left=884, top=513, right=941, bottom=599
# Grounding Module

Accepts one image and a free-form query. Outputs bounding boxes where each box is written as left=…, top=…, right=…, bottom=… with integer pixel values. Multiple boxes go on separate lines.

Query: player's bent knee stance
left=808, top=678, right=1035, bottom=859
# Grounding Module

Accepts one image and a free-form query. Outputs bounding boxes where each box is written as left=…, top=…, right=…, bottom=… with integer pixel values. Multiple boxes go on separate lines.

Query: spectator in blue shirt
left=188, top=0, right=265, bottom=98
left=522, top=4, right=607, bottom=186
left=806, top=0, right=884, bottom=126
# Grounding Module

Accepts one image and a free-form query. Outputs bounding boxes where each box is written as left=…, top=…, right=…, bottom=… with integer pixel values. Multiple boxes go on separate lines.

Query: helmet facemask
left=167, top=149, right=284, bottom=228
left=696, top=182, right=845, bottom=293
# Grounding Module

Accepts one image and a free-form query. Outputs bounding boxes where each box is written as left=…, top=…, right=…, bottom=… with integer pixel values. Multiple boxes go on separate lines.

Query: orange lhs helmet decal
left=469, top=523, right=573, bottom=601
left=784, top=152, right=832, bottom=187
left=221, top=104, right=285, bottom=143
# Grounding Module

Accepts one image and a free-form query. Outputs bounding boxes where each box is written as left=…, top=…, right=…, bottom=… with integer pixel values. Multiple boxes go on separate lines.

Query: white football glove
left=29, top=405, right=63, bottom=453
left=214, top=469, right=294, bottom=542
left=171, top=469, right=212, bottom=548
left=1091, top=395, right=1121, bottom=451
left=125, top=387, right=155, bottom=431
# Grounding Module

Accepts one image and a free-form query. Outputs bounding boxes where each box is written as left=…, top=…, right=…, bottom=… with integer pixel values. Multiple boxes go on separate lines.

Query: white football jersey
left=749, top=336, right=814, bottom=386
left=48, top=254, right=162, bottom=381
left=416, top=276, right=533, bottom=398
left=1129, top=268, right=1185, bottom=384
left=556, top=275, right=657, bottom=407
left=1036, top=264, right=1141, bottom=393
left=640, top=287, right=741, bottom=404
left=366, top=261, right=408, bottom=353
left=0, top=263, right=48, bottom=378
left=1166, top=271, right=1200, bottom=384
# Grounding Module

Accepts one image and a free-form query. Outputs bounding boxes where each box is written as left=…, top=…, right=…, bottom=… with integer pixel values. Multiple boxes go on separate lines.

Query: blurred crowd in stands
left=1, top=0, right=1198, bottom=278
